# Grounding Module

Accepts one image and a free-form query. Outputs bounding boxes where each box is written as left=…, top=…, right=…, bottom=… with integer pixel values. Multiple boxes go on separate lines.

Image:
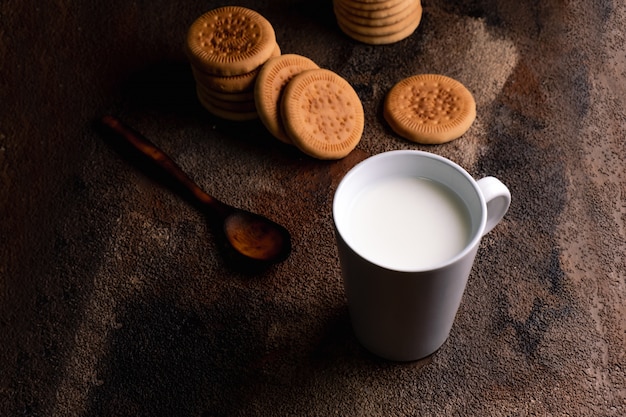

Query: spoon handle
left=101, top=115, right=228, bottom=216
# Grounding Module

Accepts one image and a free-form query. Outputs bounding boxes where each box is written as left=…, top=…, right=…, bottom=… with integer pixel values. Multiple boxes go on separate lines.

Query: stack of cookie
left=185, top=6, right=281, bottom=121
left=333, top=0, right=422, bottom=45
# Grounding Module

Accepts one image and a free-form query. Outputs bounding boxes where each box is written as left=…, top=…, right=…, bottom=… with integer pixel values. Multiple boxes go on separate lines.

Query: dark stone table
left=1, top=0, right=624, bottom=415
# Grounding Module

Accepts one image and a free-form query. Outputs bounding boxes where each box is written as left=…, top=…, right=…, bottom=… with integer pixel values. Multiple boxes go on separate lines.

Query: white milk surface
left=347, top=176, right=471, bottom=270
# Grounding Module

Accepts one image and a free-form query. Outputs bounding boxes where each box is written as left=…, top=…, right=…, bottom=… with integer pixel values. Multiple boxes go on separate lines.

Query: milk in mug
left=347, top=176, right=472, bottom=270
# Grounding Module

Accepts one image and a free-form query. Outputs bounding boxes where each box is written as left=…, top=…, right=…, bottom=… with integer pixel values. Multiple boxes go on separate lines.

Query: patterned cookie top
left=281, top=68, right=364, bottom=160
left=186, top=6, right=277, bottom=76
left=384, top=74, right=476, bottom=144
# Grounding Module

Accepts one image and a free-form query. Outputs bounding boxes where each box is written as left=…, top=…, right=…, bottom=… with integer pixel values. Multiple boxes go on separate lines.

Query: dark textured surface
left=1, top=0, right=625, bottom=416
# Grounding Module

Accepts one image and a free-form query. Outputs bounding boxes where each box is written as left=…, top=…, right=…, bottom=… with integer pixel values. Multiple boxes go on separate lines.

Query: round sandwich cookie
left=383, top=74, right=476, bottom=144
left=196, top=90, right=258, bottom=121
left=334, top=4, right=413, bottom=28
left=335, top=0, right=412, bottom=22
left=186, top=6, right=277, bottom=76
left=337, top=0, right=407, bottom=13
left=335, top=0, right=421, bottom=37
left=280, top=68, right=364, bottom=160
left=196, top=81, right=256, bottom=103
left=254, top=54, right=320, bottom=144
left=192, top=44, right=281, bottom=94
left=198, top=92, right=257, bottom=113
left=336, top=13, right=421, bottom=44
left=335, top=0, right=422, bottom=44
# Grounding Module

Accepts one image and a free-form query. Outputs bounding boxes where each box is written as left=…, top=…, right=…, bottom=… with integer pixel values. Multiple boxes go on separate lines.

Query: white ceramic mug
left=333, top=150, right=511, bottom=361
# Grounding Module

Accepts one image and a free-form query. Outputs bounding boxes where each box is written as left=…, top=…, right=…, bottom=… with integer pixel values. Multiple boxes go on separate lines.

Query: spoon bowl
left=223, top=209, right=291, bottom=262
left=101, top=115, right=291, bottom=264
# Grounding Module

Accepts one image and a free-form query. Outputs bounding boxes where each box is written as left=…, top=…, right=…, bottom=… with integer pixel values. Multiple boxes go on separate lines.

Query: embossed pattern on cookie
left=280, top=69, right=364, bottom=160
left=383, top=74, right=476, bottom=144
left=186, top=6, right=277, bottom=76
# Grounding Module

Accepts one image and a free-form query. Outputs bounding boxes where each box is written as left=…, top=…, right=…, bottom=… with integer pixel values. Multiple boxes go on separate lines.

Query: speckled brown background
left=1, top=0, right=625, bottom=416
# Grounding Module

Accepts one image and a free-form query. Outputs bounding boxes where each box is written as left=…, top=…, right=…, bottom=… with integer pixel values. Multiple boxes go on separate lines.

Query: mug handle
left=477, top=176, right=511, bottom=235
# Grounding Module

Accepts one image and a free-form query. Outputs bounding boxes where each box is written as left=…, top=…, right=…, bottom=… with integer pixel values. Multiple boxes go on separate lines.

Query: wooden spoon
left=101, top=115, right=291, bottom=264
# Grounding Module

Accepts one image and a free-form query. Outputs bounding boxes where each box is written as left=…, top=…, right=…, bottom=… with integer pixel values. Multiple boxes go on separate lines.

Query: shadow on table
left=84, top=288, right=428, bottom=417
